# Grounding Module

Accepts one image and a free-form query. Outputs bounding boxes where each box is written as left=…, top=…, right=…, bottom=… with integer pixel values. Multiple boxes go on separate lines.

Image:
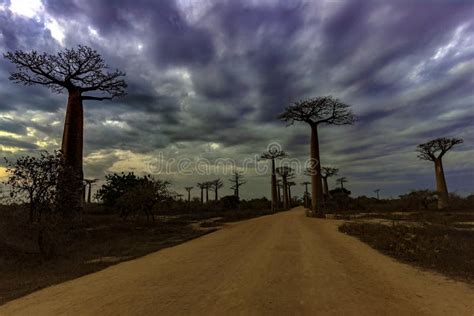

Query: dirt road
left=1, top=207, right=473, bottom=315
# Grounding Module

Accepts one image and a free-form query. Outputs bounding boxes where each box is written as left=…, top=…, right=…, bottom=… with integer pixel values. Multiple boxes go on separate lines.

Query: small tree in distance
left=260, top=146, right=287, bottom=212
left=279, top=96, right=355, bottom=217
left=417, top=137, right=463, bottom=209
left=320, top=167, right=338, bottom=197
left=4, top=46, right=127, bottom=217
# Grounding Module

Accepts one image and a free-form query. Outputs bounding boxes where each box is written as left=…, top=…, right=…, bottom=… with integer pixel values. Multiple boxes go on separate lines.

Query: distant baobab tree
left=210, top=179, right=224, bottom=200
left=321, top=167, right=339, bottom=197
left=276, top=179, right=282, bottom=208
left=185, top=186, right=193, bottom=202
left=301, top=181, right=311, bottom=208
left=276, top=166, right=294, bottom=210
left=197, top=182, right=206, bottom=203
left=287, top=181, right=296, bottom=207
left=417, top=137, right=463, bottom=209
left=229, top=171, right=246, bottom=201
left=336, top=177, right=348, bottom=189
left=374, top=189, right=380, bottom=200
left=83, top=178, right=99, bottom=204
left=278, top=96, right=355, bottom=217
left=204, top=182, right=211, bottom=203
left=4, top=46, right=126, bottom=216
left=260, top=147, right=287, bottom=212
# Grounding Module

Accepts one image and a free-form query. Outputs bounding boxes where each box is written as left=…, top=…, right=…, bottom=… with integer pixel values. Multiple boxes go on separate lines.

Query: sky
left=0, top=0, right=473, bottom=200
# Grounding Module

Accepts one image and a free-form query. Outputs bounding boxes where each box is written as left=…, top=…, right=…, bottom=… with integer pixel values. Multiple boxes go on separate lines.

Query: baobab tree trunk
left=310, top=125, right=324, bottom=217
left=282, top=176, right=288, bottom=210
left=322, top=177, right=329, bottom=197
left=206, top=187, right=209, bottom=203
left=187, top=191, right=191, bottom=202
left=434, top=158, right=449, bottom=209
left=57, top=89, right=84, bottom=217
left=200, top=188, right=204, bottom=204
left=87, top=183, right=92, bottom=203
left=277, top=183, right=281, bottom=208
left=271, top=159, right=277, bottom=212
left=215, top=188, right=218, bottom=201
left=288, top=185, right=292, bottom=208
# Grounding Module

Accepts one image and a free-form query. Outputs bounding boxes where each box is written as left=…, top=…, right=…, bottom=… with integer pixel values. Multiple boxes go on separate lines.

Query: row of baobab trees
left=4, top=45, right=464, bottom=217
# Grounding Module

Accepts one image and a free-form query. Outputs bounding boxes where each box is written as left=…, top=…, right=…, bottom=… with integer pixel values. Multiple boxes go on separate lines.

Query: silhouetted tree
left=276, top=166, right=294, bottom=210
left=321, top=167, right=338, bottom=197
left=278, top=96, right=355, bottom=217
left=210, top=179, right=224, bottom=200
left=4, top=46, right=127, bottom=216
left=301, top=181, right=311, bottom=208
left=287, top=181, right=296, bottom=207
left=417, top=137, right=463, bottom=209
left=260, top=147, right=287, bottom=212
left=229, top=171, right=246, bottom=201
left=276, top=179, right=282, bottom=208
left=83, top=178, right=99, bottom=204
left=374, top=189, right=380, bottom=200
left=4, top=151, right=60, bottom=222
left=185, top=186, right=193, bottom=202
left=336, top=177, right=347, bottom=189
left=197, top=182, right=206, bottom=203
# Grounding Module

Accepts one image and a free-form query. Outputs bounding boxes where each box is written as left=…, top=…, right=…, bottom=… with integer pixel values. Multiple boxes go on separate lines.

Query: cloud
left=0, top=0, right=473, bottom=198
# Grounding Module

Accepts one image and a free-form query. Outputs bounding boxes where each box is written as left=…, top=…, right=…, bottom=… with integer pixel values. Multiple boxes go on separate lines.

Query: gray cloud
left=0, top=0, right=473, bottom=198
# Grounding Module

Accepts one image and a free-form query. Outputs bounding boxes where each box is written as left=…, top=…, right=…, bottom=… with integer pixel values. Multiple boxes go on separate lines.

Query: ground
left=1, top=207, right=473, bottom=315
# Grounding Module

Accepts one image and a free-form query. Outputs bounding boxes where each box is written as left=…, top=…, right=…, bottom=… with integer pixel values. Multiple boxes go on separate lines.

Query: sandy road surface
left=1, top=207, right=473, bottom=315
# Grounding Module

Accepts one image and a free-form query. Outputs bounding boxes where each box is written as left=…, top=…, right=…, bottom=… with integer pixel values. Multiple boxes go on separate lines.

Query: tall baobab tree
left=287, top=181, right=296, bottom=207
left=374, top=189, right=380, bottom=200
left=83, top=178, right=99, bottom=204
left=276, top=179, right=282, bottom=208
left=185, top=186, right=193, bottom=202
left=278, top=96, right=355, bottom=217
left=336, top=177, right=347, bottom=189
left=417, top=137, right=463, bottom=209
left=210, top=179, right=224, bottom=200
left=301, top=181, right=311, bottom=208
left=229, top=171, right=246, bottom=201
left=276, top=166, right=294, bottom=210
left=197, top=182, right=206, bottom=203
left=204, top=182, right=211, bottom=203
left=321, top=167, right=338, bottom=197
left=260, top=147, right=287, bottom=212
left=4, top=46, right=126, bottom=216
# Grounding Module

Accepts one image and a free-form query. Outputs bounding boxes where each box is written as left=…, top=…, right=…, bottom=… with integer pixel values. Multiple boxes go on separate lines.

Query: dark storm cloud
left=0, top=0, right=473, bottom=197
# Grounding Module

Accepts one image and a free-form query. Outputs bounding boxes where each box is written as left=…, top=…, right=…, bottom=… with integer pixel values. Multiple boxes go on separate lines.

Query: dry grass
left=0, top=208, right=212, bottom=305
left=339, top=221, right=474, bottom=283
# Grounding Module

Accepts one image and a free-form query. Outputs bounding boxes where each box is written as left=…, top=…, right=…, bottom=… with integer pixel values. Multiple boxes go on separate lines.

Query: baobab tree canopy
left=417, top=137, right=463, bottom=161
left=4, top=46, right=127, bottom=100
left=278, top=96, right=356, bottom=127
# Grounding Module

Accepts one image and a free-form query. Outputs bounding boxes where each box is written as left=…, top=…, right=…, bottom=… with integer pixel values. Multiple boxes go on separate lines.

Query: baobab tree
left=278, top=96, right=355, bottom=217
left=416, top=137, right=463, bottom=209
left=83, top=178, right=99, bottom=204
left=276, top=166, right=294, bottom=210
left=229, top=171, right=246, bottom=201
left=4, top=46, right=127, bottom=216
left=204, top=182, right=211, bottom=203
left=210, top=179, right=224, bottom=200
left=374, top=189, right=380, bottom=200
left=301, top=181, right=310, bottom=208
left=336, top=177, right=348, bottom=189
left=287, top=181, right=296, bottom=207
left=276, top=179, right=282, bottom=208
left=197, top=182, right=206, bottom=203
left=260, top=147, right=287, bottom=212
left=321, top=167, right=338, bottom=197
left=185, top=186, right=193, bottom=202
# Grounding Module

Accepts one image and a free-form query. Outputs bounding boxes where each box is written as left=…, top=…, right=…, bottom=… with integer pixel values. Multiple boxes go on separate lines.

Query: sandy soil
left=1, top=207, right=473, bottom=315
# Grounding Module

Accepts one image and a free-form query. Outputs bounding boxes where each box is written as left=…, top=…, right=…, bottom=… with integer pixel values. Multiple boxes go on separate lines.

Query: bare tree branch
left=416, top=137, right=463, bottom=161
